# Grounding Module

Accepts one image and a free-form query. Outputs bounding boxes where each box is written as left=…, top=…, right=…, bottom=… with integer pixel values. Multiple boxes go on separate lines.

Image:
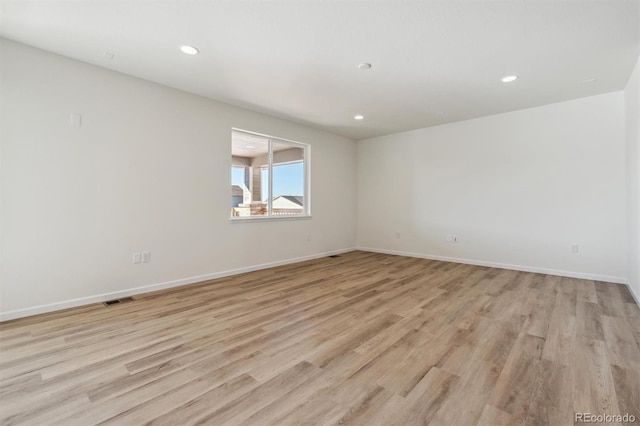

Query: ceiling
left=232, top=131, right=269, bottom=158
left=1, top=1, right=639, bottom=140
left=232, top=130, right=303, bottom=158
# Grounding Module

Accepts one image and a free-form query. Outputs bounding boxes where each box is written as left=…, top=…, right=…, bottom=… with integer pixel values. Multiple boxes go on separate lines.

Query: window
left=231, top=129, right=309, bottom=219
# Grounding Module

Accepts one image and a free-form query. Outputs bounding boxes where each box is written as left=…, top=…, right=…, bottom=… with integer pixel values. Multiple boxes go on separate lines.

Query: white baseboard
left=357, top=246, right=629, bottom=285
left=4, top=246, right=635, bottom=322
left=0, top=247, right=357, bottom=322
left=626, top=283, right=640, bottom=307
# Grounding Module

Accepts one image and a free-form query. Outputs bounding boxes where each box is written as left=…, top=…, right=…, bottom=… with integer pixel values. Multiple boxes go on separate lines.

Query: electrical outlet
left=142, top=251, right=151, bottom=263
left=132, top=253, right=142, bottom=264
left=571, top=244, right=579, bottom=253
left=395, top=232, right=401, bottom=239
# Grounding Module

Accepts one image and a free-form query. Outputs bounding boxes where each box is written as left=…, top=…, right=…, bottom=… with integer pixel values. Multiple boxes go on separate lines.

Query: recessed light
left=358, top=63, right=372, bottom=70
left=501, top=75, right=518, bottom=83
left=180, top=45, right=199, bottom=55
left=582, top=78, right=597, bottom=83
left=354, top=114, right=365, bottom=120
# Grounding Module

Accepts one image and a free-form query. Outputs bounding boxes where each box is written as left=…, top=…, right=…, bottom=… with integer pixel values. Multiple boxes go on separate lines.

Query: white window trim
left=230, top=128, right=311, bottom=221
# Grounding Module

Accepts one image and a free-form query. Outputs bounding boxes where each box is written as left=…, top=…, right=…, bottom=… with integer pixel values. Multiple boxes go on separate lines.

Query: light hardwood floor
left=1, top=251, right=639, bottom=425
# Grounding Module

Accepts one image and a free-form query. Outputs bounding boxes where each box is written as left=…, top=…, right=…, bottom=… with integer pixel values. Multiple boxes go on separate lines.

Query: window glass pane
left=231, top=166, right=245, bottom=208
left=271, top=140, right=305, bottom=216
left=231, top=131, right=269, bottom=217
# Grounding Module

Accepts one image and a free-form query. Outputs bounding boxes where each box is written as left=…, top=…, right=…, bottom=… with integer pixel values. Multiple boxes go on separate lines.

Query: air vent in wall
left=103, top=297, right=134, bottom=306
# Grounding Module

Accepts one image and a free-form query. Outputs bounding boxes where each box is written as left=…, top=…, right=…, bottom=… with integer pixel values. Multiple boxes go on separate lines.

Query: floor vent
left=103, top=297, right=134, bottom=306
left=328, top=255, right=341, bottom=258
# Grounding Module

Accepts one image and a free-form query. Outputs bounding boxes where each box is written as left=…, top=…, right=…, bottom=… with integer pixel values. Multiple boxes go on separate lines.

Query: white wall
left=626, top=56, right=640, bottom=302
left=357, top=93, right=628, bottom=282
left=0, top=39, right=357, bottom=320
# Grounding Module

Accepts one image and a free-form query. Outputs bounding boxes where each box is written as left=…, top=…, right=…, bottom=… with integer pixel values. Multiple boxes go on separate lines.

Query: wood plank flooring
left=1, top=251, right=639, bottom=425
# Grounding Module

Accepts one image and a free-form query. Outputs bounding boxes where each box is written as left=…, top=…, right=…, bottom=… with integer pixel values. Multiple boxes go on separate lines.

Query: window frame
left=230, top=128, right=311, bottom=221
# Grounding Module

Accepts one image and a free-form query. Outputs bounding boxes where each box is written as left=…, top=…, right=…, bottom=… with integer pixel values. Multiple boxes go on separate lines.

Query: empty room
left=1, top=0, right=639, bottom=425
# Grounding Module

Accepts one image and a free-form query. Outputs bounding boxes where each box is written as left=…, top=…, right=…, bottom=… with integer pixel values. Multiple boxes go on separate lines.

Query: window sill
left=230, top=215, right=312, bottom=223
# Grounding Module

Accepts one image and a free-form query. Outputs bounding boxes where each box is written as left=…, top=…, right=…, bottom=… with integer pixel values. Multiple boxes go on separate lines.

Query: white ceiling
left=232, top=130, right=304, bottom=158
left=232, top=131, right=269, bottom=158
left=1, top=1, right=639, bottom=140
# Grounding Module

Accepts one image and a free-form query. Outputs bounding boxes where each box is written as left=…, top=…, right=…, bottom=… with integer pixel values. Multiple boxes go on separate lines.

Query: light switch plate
left=70, top=113, right=82, bottom=127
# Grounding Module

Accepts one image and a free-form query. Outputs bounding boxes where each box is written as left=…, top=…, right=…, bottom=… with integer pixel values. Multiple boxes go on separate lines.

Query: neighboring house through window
left=230, top=129, right=310, bottom=219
